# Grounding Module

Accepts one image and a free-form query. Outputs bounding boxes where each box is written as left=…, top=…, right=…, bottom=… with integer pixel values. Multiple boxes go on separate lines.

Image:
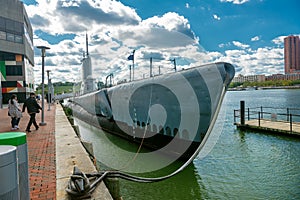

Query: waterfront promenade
left=0, top=102, right=112, bottom=199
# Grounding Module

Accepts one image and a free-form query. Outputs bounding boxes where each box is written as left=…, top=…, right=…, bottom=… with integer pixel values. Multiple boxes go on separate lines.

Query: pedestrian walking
left=8, top=94, right=22, bottom=130
left=22, top=93, right=42, bottom=132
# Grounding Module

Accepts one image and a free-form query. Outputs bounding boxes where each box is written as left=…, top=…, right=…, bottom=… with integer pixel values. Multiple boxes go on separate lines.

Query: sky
left=20, top=0, right=300, bottom=84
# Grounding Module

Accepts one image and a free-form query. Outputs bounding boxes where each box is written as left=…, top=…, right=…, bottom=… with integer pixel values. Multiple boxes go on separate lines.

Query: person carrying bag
left=8, top=94, right=22, bottom=130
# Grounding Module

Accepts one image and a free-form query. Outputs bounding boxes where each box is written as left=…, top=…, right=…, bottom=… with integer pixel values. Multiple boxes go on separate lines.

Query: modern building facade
left=284, top=35, right=300, bottom=74
left=0, top=0, right=34, bottom=104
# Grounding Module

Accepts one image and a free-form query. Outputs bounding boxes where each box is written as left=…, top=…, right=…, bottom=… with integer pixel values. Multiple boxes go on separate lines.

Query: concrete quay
left=0, top=103, right=112, bottom=200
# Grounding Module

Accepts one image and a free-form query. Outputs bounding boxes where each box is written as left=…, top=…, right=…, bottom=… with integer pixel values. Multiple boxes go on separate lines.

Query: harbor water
left=74, top=89, right=300, bottom=200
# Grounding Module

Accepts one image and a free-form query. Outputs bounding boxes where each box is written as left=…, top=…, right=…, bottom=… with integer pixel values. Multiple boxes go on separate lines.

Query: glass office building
left=0, top=0, right=34, bottom=104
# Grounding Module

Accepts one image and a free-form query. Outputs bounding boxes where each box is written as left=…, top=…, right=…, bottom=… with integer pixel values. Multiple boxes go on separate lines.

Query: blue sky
left=121, top=0, right=299, bottom=51
left=20, top=0, right=300, bottom=83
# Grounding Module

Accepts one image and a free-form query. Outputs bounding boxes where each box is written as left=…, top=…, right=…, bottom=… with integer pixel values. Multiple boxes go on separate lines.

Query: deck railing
left=234, top=101, right=300, bottom=133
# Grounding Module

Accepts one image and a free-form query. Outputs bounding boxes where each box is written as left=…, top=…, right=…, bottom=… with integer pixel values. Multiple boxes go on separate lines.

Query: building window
left=0, top=17, right=25, bottom=44
left=6, top=65, right=23, bottom=76
left=0, top=31, right=5, bottom=40
left=6, top=32, right=14, bottom=42
left=0, top=17, right=5, bottom=31
left=16, top=55, right=22, bottom=62
left=15, top=35, right=23, bottom=43
left=5, top=18, right=14, bottom=32
left=1, top=81, right=17, bottom=87
left=14, top=21, right=23, bottom=35
left=0, top=51, right=15, bottom=61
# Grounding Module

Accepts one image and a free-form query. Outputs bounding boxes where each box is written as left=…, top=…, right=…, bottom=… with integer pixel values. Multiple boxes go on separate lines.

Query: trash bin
left=0, top=145, right=19, bottom=200
left=0, top=132, right=29, bottom=200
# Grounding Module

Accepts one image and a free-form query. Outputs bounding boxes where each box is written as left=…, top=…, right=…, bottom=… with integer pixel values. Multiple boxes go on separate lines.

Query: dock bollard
left=104, top=177, right=122, bottom=200
left=0, top=132, right=30, bottom=200
left=0, top=145, right=19, bottom=200
left=240, top=101, right=245, bottom=125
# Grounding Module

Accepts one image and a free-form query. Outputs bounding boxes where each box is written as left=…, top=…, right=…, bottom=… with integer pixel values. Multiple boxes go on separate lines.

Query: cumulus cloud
left=140, top=12, right=197, bottom=40
left=220, top=0, right=250, bottom=4
left=272, top=36, right=286, bottom=46
left=218, top=42, right=231, bottom=48
left=26, top=0, right=141, bottom=35
left=185, top=3, right=190, bottom=8
left=213, top=14, right=221, bottom=20
left=214, top=44, right=284, bottom=76
left=251, top=36, right=260, bottom=41
left=232, top=41, right=250, bottom=49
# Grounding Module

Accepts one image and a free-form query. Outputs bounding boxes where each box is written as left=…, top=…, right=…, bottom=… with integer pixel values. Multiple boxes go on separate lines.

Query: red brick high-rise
left=284, top=35, right=300, bottom=74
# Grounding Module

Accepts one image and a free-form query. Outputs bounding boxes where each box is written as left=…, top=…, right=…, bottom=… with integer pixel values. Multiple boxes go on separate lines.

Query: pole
left=290, top=114, right=292, bottom=132
left=234, top=110, right=236, bottom=123
left=132, top=50, right=135, bottom=81
left=150, top=57, right=152, bottom=77
left=240, top=101, right=245, bottom=125
left=173, top=58, right=176, bottom=72
left=129, top=65, right=131, bottom=81
left=248, top=107, right=250, bottom=120
left=50, top=79, right=54, bottom=103
left=47, top=70, right=51, bottom=111
left=37, top=46, right=50, bottom=126
left=40, top=50, right=46, bottom=125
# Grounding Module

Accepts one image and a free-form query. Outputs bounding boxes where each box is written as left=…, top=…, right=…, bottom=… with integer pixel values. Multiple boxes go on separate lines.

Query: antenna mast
left=86, top=32, right=89, bottom=56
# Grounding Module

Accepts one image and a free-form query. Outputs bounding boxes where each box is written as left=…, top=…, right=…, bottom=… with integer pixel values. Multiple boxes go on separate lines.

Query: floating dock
left=234, top=101, right=300, bottom=137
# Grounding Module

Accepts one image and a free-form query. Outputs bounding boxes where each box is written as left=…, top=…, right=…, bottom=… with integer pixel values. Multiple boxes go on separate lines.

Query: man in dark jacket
left=22, top=93, right=42, bottom=132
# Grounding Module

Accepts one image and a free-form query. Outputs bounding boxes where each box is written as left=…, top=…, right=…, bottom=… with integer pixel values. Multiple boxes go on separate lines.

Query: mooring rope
left=116, top=78, right=154, bottom=171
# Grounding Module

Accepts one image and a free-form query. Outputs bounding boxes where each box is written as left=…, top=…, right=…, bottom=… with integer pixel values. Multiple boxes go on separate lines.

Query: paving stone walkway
left=0, top=102, right=56, bottom=200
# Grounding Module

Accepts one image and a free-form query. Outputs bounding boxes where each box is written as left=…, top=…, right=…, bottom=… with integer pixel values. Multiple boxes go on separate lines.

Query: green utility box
left=0, top=132, right=30, bottom=200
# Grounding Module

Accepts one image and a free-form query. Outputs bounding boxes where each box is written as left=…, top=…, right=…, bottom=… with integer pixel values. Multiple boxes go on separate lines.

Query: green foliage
left=36, top=81, right=104, bottom=94
left=36, top=82, right=74, bottom=94
left=230, top=79, right=300, bottom=88
left=63, top=106, right=73, bottom=116
left=229, top=82, right=243, bottom=88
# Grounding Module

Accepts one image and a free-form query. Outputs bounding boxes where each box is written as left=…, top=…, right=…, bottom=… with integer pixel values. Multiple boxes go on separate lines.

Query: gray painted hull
left=70, top=62, right=235, bottom=159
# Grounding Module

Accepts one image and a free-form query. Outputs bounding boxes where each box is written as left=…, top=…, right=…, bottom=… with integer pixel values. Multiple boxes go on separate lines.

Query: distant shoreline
left=228, top=85, right=300, bottom=91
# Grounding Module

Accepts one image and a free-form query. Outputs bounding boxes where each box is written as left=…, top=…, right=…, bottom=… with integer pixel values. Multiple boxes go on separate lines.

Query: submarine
left=68, top=61, right=235, bottom=160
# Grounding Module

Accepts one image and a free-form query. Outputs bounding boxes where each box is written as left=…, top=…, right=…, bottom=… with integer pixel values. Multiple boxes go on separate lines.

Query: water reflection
left=119, top=163, right=204, bottom=200
left=75, top=117, right=185, bottom=177
left=74, top=117, right=204, bottom=200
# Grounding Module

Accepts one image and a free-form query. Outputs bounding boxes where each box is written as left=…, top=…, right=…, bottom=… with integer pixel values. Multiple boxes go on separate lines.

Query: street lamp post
left=37, top=46, right=50, bottom=126
left=50, top=79, right=54, bottom=104
left=46, top=70, right=51, bottom=111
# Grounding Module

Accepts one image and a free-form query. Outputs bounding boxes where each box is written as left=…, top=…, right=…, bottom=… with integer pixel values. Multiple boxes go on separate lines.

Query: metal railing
left=234, top=101, right=300, bottom=133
